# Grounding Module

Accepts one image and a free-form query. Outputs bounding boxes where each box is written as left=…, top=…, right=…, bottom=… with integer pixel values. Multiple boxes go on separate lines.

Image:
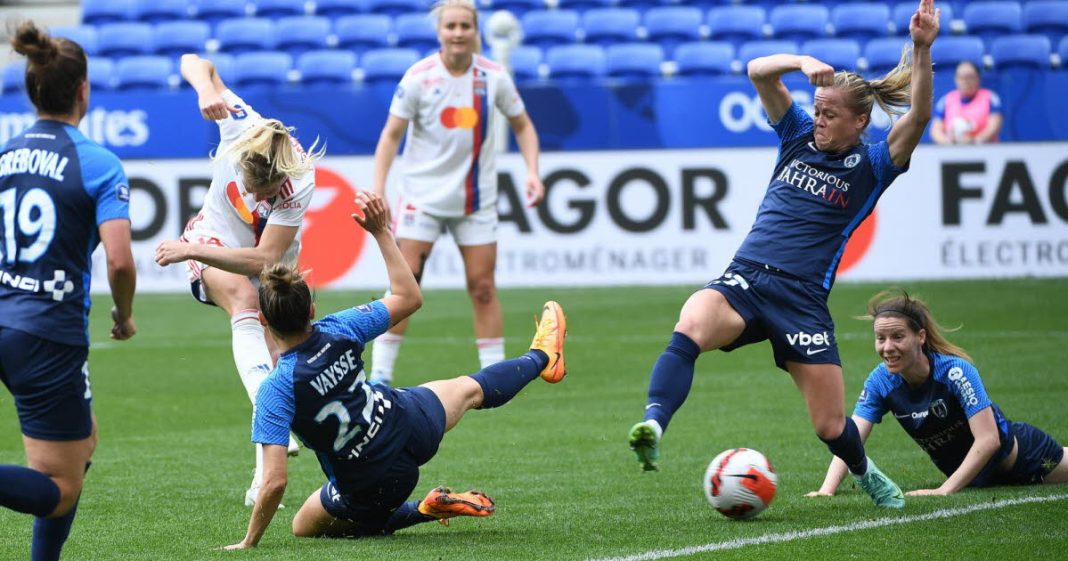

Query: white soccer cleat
left=287, top=434, right=300, bottom=457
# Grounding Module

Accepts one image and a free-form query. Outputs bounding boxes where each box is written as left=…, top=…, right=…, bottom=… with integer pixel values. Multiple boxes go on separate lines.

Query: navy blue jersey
left=854, top=352, right=1014, bottom=484
left=0, top=120, right=129, bottom=346
left=734, top=103, right=908, bottom=290
left=254, top=301, right=418, bottom=492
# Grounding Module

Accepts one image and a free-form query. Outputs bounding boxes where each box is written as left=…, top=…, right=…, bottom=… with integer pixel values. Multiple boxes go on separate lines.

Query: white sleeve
left=217, top=89, right=265, bottom=147
left=266, top=174, right=314, bottom=227
left=388, top=71, right=420, bottom=120
left=494, top=71, right=525, bottom=118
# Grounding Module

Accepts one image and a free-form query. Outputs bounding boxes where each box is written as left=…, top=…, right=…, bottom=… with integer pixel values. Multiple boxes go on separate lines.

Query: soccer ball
left=703, top=448, right=778, bottom=520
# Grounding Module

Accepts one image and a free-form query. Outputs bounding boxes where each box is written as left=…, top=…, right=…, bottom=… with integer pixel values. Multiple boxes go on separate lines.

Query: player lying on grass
left=224, top=190, right=567, bottom=548
left=807, top=290, right=1068, bottom=498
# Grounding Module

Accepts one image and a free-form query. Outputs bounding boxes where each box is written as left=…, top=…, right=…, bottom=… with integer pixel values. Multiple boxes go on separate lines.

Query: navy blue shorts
left=988, top=422, right=1065, bottom=486
left=704, top=259, right=840, bottom=371
left=319, top=386, right=446, bottom=529
left=0, top=328, right=92, bottom=440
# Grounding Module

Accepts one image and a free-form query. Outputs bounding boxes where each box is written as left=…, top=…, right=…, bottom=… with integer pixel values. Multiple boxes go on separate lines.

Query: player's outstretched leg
left=530, top=301, right=567, bottom=383
left=417, top=486, right=496, bottom=526
left=629, top=332, right=701, bottom=471
left=855, top=457, right=905, bottom=508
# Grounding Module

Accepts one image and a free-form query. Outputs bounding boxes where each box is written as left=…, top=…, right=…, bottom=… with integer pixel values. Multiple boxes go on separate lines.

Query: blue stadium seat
left=863, top=37, right=908, bottom=74
left=115, top=55, right=174, bottom=90
left=707, top=6, right=766, bottom=46
left=314, top=0, right=366, bottom=18
left=802, top=38, right=860, bottom=71
left=335, top=14, right=393, bottom=53
left=216, top=18, right=277, bottom=54
left=253, top=0, right=307, bottom=18
left=616, top=0, right=660, bottom=13
left=606, top=42, right=664, bottom=79
left=831, top=3, right=890, bottom=42
left=558, top=0, right=613, bottom=12
left=509, top=45, right=543, bottom=82
left=963, top=1, right=1023, bottom=44
left=1060, top=36, right=1068, bottom=68
left=892, top=2, right=952, bottom=36
left=367, top=0, right=426, bottom=17
left=394, top=13, right=439, bottom=53
left=275, top=16, right=332, bottom=54
left=97, top=22, right=155, bottom=58
left=769, top=4, right=828, bottom=42
left=202, top=52, right=236, bottom=83
left=489, top=0, right=546, bottom=18
left=50, top=26, right=99, bottom=57
left=133, top=0, right=190, bottom=23
left=194, top=0, right=249, bottom=24
left=88, top=57, right=115, bottom=90
left=521, top=10, right=580, bottom=49
left=82, top=0, right=135, bottom=25
left=737, top=40, right=798, bottom=66
left=991, top=34, right=1051, bottom=70
left=644, top=7, right=704, bottom=54
left=582, top=8, right=641, bottom=47
left=360, top=48, right=421, bottom=83
left=232, top=51, right=293, bottom=86
left=298, top=49, right=356, bottom=84
left=673, top=41, right=734, bottom=76
left=1024, top=1, right=1068, bottom=47
left=154, top=20, right=210, bottom=57
left=545, top=44, right=606, bottom=81
left=930, top=35, right=985, bottom=69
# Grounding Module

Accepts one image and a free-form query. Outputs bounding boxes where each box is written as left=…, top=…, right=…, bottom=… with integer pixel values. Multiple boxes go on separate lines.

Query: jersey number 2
left=0, top=187, right=57, bottom=265
left=313, top=372, right=376, bottom=452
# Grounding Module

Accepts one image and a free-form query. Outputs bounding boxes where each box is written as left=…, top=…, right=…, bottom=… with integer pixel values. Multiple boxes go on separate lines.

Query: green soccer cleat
left=628, top=421, right=661, bottom=472
left=856, top=458, right=905, bottom=509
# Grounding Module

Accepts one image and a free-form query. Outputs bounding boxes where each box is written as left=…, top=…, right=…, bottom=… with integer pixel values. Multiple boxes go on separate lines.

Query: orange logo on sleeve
left=225, top=181, right=254, bottom=224
left=440, top=106, right=479, bottom=129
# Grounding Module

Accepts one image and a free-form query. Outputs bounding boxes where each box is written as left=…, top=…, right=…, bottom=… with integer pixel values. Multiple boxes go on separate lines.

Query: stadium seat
left=831, top=3, right=890, bottom=42
left=253, top=0, right=307, bottom=18
left=133, top=0, right=190, bottom=23
left=1024, top=1, right=1068, bottom=47
left=360, top=48, right=421, bottom=84
left=202, top=52, right=236, bottom=83
left=1061, top=36, right=1068, bottom=68
left=802, top=38, right=860, bottom=72
left=606, top=42, right=664, bottom=80
left=582, top=8, right=641, bottom=47
left=930, top=35, right=985, bottom=69
left=963, top=1, right=1023, bottom=44
left=97, top=22, right=155, bottom=58
left=314, top=0, right=365, bottom=18
left=673, top=41, right=733, bottom=76
left=509, top=45, right=543, bottom=82
left=2, top=61, right=26, bottom=94
left=545, top=44, right=606, bottom=81
left=488, top=0, right=546, bottom=19
left=707, top=6, right=766, bottom=46
left=863, top=37, right=909, bottom=74
left=298, top=49, right=356, bottom=84
left=193, top=0, right=249, bottom=24
left=115, top=55, right=174, bottom=90
left=990, top=34, right=1051, bottom=70
left=88, top=57, right=115, bottom=90
left=154, top=20, right=211, bottom=57
left=232, top=51, right=294, bottom=86
left=768, top=4, right=829, bottom=42
left=644, top=7, right=704, bottom=54
left=558, top=0, right=613, bottom=12
left=275, top=16, right=332, bottom=54
left=892, top=2, right=952, bottom=36
left=521, top=10, right=580, bottom=49
left=82, top=0, right=135, bottom=25
left=335, top=15, right=393, bottom=53
left=50, top=26, right=99, bottom=57
left=737, top=40, right=798, bottom=66
left=616, top=0, right=661, bottom=13
left=394, top=13, right=439, bottom=53
left=216, top=18, right=277, bottom=54
left=367, top=0, right=426, bottom=17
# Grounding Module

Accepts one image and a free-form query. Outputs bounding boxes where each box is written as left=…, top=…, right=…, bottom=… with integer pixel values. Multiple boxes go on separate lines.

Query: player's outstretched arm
left=99, top=218, right=136, bottom=340
left=224, top=444, right=288, bottom=549
left=154, top=224, right=297, bottom=277
left=908, top=406, right=999, bottom=496
left=180, top=53, right=240, bottom=121
left=806, top=416, right=874, bottom=497
left=352, top=190, right=422, bottom=326
left=888, top=0, right=939, bottom=167
left=748, top=54, right=833, bottom=125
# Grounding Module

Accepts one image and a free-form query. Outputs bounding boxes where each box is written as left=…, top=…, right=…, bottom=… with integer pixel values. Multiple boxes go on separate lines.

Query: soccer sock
left=0, top=465, right=60, bottom=516
left=31, top=496, right=79, bottom=561
left=469, top=350, right=547, bottom=409
left=253, top=443, right=265, bottom=484
left=370, top=333, right=404, bottom=383
left=381, top=500, right=435, bottom=534
left=820, top=416, right=869, bottom=476
left=231, top=309, right=273, bottom=404
left=476, top=337, right=505, bottom=369
left=643, top=332, right=701, bottom=432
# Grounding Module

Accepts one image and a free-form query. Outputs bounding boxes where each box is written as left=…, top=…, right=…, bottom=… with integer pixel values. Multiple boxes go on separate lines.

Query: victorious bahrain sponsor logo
left=299, top=167, right=365, bottom=288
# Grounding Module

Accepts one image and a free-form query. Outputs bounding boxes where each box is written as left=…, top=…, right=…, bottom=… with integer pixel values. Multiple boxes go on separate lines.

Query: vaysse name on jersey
left=252, top=301, right=414, bottom=492
left=389, top=54, right=525, bottom=217
left=855, top=352, right=1014, bottom=483
left=734, top=103, right=908, bottom=290
left=0, top=120, right=129, bottom=346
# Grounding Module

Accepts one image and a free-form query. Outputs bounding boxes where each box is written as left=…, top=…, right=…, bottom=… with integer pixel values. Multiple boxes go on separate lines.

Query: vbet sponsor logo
left=785, top=330, right=831, bottom=355
left=0, top=107, right=149, bottom=148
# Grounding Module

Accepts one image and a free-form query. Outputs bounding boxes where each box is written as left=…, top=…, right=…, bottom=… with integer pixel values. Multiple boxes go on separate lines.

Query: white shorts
left=393, top=198, right=498, bottom=246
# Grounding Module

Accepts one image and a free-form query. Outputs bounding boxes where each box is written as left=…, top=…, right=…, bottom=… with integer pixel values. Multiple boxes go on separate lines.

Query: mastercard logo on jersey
left=441, top=106, right=479, bottom=129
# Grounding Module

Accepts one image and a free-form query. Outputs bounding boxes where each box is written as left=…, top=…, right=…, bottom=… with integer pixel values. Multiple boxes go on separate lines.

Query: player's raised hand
left=198, top=92, right=241, bottom=121
left=154, top=240, right=189, bottom=266
left=801, top=57, right=835, bottom=87
left=910, top=0, right=940, bottom=48
left=351, top=190, right=392, bottom=234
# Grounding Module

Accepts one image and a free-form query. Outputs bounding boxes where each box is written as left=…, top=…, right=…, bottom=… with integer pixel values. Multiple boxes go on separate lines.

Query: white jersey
left=389, top=53, right=525, bottom=217
left=182, top=90, right=315, bottom=273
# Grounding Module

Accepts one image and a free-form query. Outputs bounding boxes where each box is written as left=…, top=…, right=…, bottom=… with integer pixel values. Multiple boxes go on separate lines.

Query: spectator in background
left=931, top=61, right=1002, bottom=144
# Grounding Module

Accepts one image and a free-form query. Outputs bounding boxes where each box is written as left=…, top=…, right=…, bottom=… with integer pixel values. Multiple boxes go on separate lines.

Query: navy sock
left=469, top=351, right=546, bottom=409
left=820, top=417, right=868, bottom=475
left=383, top=500, right=435, bottom=534
left=643, top=332, right=701, bottom=432
left=0, top=465, right=60, bottom=517
left=31, top=496, right=78, bottom=561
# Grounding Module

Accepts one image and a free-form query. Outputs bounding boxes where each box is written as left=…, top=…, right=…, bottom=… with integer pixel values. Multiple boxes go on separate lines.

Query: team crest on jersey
left=844, top=154, right=862, bottom=168
left=473, top=68, right=487, bottom=97
left=930, top=399, right=948, bottom=419
left=394, top=85, right=405, bottom=99
left=116, top=183, right=130, bottom=202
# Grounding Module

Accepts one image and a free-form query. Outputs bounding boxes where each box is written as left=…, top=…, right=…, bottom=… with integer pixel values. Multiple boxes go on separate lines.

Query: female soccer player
left=154, top=53, right=321, bottom=506
left=223, top=190, right=566, bottom=548
left=627, top=0, right=942, bottom=509
left=0, top=21, right=136, bottom=561
left=369, top=0, right=545, bottom=385
left=807, top=291, right=1067, bottom=497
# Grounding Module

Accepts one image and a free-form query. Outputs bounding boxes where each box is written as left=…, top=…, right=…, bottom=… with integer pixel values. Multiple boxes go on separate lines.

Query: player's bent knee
left=813, top=417, right=846, bottom=441
left=467, top=278, right=496, bottom=306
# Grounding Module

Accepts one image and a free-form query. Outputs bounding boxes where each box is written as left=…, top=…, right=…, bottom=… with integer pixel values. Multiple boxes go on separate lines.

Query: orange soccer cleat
left=417, top=486, right=496, bottom=526
left=530, top=301, right=567, bottom=383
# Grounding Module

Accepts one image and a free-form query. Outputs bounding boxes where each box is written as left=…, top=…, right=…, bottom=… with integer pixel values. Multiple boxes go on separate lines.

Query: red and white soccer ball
left=703, top=448, right=778, bottom=520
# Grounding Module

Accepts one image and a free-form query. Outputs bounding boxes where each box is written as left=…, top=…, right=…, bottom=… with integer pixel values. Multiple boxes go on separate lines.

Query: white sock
left=477, top=337, right=505, bottom=369
left=645, top=419, right=664, bottom=439
left=231, top=309, right=273, bottom=404
left=253, top=443, right=264, bottom=484
left=371, top=333, right=404, bottom=383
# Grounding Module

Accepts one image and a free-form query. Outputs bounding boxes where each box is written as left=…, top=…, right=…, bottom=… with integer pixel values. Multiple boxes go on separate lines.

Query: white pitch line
left=588, top=493, right=1068, bottom=561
